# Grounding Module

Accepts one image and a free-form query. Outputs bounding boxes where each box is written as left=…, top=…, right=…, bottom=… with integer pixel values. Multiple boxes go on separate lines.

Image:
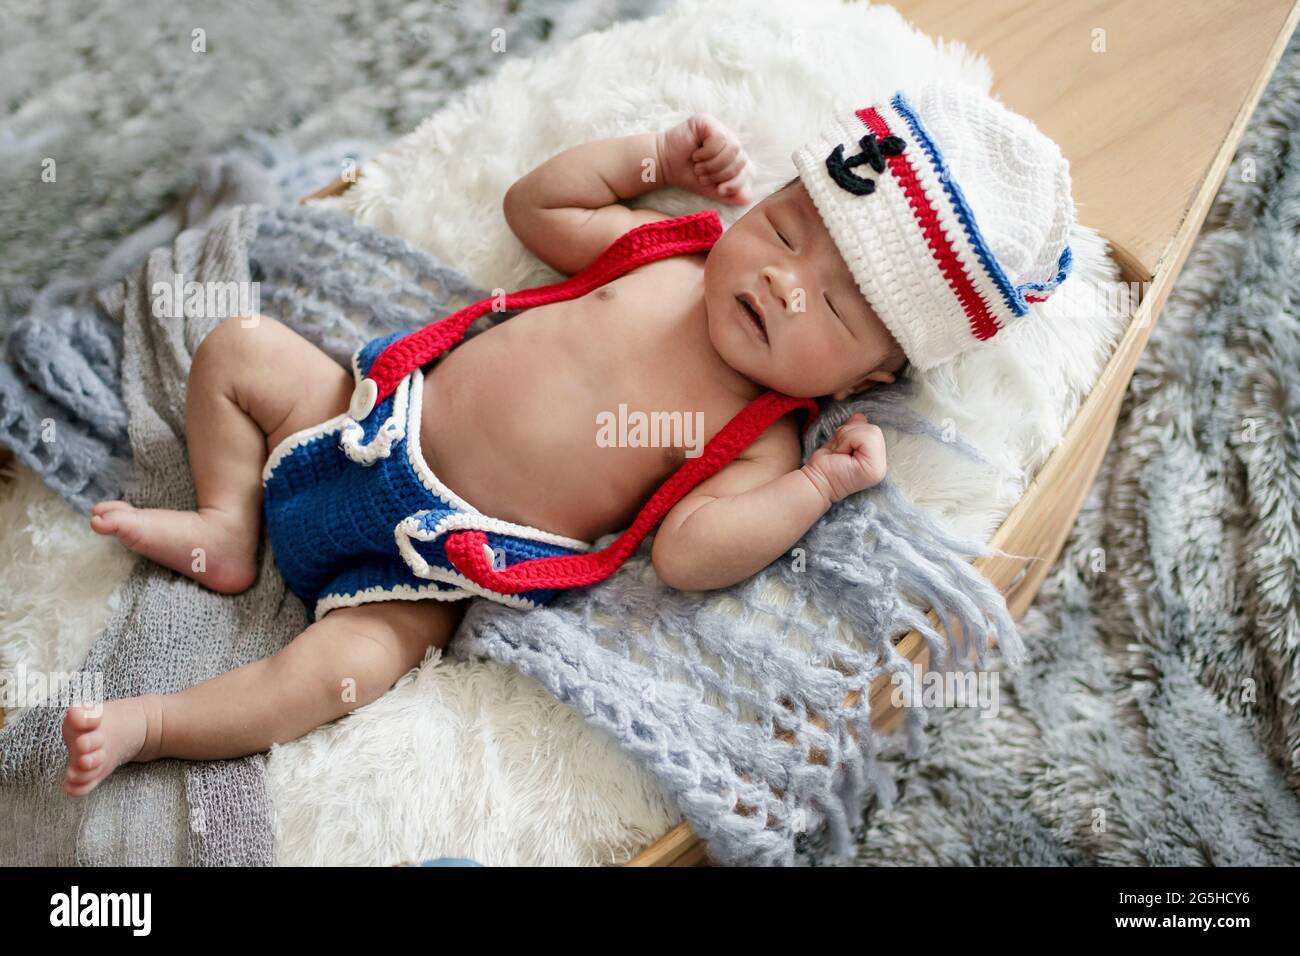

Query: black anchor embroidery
left=825, top=133, right=907, bottom=195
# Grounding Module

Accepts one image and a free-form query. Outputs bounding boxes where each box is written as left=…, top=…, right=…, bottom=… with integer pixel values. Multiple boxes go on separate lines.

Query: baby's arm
left=504, top=114, right=753, bottom=275
left=651, top=414, right=886, bottom=591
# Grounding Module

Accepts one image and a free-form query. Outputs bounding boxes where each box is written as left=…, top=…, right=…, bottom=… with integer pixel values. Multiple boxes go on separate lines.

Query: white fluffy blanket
left=0, top=0, right=1126, bottom=865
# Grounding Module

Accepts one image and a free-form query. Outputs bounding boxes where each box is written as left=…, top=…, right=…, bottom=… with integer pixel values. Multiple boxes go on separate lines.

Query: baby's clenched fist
left=801, top=413, right=887, bottom=506
left=656, top=113, right=753, bottom=204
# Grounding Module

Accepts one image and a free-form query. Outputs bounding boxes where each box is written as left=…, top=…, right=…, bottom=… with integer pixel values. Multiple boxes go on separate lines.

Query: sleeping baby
left=63, top=84, right=1074, bottom=793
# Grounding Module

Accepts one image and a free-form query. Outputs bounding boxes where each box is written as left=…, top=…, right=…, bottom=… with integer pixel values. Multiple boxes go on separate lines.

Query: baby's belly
left=417, top=318, right=690, bottom=543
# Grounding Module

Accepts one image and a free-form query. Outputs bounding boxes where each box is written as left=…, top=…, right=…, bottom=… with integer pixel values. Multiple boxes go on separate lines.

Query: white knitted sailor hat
left=792, top=84, right=1075, bottom=370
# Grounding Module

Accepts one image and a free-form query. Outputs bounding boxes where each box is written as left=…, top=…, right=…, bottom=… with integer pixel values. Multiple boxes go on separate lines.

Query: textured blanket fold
left=0, top=198, right=1019, bottom=866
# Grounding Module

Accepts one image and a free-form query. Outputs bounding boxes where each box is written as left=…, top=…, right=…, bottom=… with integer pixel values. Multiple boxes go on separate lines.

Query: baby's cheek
left=775, top=337, right=833, bottom=396
left=810, top=326, right=855, bottom=381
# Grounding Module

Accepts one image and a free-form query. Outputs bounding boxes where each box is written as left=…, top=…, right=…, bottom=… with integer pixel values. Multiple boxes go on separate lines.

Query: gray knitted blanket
left=0, top=199, right=1019, bottom=866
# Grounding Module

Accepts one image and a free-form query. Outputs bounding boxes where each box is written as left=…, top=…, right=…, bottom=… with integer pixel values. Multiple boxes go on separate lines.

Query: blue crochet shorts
left=262, top=333, right=591, bottom=619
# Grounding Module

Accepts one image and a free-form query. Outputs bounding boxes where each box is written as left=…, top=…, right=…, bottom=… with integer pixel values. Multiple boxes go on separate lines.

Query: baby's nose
left=761, top=265, right=802, bottom=313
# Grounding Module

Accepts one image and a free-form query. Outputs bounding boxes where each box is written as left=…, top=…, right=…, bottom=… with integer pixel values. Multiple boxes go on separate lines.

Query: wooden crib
left=297, top=0, right=1299, bottom=865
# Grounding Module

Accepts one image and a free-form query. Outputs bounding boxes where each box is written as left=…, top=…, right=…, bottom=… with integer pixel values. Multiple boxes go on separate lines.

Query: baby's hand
left=656, top=113, right=754, bottom=204
left=801, top=413, right=887, bottom=505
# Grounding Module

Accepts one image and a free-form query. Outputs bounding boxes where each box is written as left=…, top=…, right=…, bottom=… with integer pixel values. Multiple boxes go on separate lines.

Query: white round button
left=349, top=378, right=378, bottom=420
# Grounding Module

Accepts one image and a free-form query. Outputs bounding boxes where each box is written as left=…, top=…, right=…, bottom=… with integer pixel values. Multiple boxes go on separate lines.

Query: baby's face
left=703, top=180, right=904, bottom=399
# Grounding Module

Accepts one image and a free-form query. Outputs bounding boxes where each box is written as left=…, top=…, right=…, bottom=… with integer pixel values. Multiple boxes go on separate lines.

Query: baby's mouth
left=736, top=293, right=768, bottom=344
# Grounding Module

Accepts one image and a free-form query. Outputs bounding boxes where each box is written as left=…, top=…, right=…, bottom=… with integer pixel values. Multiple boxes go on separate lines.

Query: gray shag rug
left=797, top=29, right=1300, bottom=866
left=0, top=0, right=668, bottom=318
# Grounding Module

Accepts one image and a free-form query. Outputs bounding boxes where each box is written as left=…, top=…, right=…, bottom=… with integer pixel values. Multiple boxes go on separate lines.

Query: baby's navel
left=595, top=286, right=615, bottom=301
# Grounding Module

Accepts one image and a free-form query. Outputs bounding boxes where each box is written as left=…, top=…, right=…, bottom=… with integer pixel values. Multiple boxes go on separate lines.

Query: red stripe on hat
left=857, top=107, right=1001, bottom=341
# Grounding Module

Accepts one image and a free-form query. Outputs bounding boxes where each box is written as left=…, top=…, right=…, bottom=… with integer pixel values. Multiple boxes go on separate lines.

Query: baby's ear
left=831, top=369, right=896, bottom=402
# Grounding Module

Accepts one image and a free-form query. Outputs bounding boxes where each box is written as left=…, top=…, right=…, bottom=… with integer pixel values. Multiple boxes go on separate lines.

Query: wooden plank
left=299, top=175, right=357, bottom=203
left=621, top=819, right=701, bottom=866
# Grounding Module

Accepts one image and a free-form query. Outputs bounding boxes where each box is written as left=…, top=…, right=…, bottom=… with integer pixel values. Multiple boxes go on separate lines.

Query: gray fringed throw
left=0, top=202, right=1019, bottom=866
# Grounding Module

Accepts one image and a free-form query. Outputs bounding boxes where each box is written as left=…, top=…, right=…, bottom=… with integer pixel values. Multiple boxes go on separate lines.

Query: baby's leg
left=62, top=599, right=464, bottom=794
left=91, top=316, right=353, bottom=593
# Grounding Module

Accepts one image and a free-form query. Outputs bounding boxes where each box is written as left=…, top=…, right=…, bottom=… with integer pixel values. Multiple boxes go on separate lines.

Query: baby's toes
left=64, top=775, right=102, bottom=796
left=91, top=508, right=146, bottom=548
left=89, top=501, right=140, bottom=538
left=89, top=508, right=128, bottom=536
left=74, top=749, right=104, bottom=772
left=64, top=761, right=101, bottom=785
left=71, top=731, right=104, bottom=759
left=61, top=704, right=100, bottom=741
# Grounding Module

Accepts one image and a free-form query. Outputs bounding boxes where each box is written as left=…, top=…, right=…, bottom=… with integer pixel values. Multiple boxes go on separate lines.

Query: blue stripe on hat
left=889, top=91, right=1025, bottom=318
left=1018, top=245, right=1074, bottom=296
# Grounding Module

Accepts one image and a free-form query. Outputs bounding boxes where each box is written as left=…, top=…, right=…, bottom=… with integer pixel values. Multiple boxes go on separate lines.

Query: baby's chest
left=501, top=259, right=710, bottom=386
left=419, top=262, right=737, bottom=537
left=434, top=258, right=720, bottom=422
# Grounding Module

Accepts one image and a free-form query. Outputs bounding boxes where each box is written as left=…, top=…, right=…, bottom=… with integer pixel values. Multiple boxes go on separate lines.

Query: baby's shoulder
left=735, top=409, right=803, bottom=470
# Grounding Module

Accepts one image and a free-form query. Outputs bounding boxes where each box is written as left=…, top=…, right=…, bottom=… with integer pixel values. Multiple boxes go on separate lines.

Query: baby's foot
left=90, top=501, right=257, bottom=593
left=61, top=697, right=161, bottom=796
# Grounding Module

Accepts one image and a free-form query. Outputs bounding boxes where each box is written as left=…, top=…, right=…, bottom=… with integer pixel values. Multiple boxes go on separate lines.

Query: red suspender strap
left=350, top=210, right=725, bottom=419
left=444, top=391, right=820, bottom=595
